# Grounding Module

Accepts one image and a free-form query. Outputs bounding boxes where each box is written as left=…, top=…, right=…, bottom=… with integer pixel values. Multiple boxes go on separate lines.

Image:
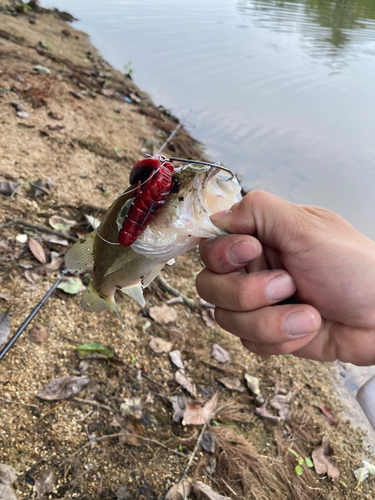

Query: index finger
left=199, top=234, right=262, bottom=274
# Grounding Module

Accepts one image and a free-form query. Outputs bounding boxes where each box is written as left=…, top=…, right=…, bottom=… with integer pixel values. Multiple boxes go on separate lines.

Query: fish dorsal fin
left=121, top=284, right=145, bottom=307
left=104, top=249, right=137, bottom=277
left=141, top=262, right=166, bottom=289
left=65, top=232, right=95, bottom=273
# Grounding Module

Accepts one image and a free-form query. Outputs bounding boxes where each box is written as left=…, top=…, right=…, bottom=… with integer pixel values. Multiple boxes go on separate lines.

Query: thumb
left=212, top=190, right=306, bottom=250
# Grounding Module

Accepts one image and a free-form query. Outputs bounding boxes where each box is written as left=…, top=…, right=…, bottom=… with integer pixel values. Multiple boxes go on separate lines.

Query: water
left=42, top=0, right=375, bottom=239
left=41, top=0, right=375, bottom=437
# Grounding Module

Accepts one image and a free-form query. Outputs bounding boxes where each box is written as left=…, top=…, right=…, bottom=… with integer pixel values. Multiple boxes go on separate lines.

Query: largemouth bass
left=65, top=161, right=241, bottom=320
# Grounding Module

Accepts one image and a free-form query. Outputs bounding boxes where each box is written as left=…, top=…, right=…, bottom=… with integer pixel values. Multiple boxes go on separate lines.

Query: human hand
left=196, top=190, right=375, bottom=365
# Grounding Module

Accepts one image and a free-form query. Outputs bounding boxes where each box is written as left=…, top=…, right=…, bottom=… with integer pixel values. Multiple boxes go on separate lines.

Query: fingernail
left=265, top=274, right=295, bottom=302
left=283, top=311, right=318, bottom=337
left=211, top=209, right=230, bottom=222
left=228, top=241, right=256, bottom=265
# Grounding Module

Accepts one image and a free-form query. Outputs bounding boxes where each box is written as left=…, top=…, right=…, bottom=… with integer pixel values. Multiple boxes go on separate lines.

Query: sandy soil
left=0, top=2, right=374, bottom=499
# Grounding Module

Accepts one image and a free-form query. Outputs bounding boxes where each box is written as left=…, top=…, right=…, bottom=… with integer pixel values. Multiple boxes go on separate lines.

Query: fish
left=65, top=161, right=242, bottom=320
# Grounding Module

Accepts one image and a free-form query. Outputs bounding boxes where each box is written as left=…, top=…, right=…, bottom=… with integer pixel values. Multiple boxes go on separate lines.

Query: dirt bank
left=0, top=2, right=373, bottom=499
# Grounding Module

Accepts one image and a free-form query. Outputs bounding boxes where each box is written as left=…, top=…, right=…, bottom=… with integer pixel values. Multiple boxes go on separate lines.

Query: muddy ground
left=0, top=2, right=374, bottom=499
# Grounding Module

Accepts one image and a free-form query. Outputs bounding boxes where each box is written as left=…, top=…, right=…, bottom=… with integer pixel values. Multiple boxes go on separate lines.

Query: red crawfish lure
left=117, top=155, right=175, bottom=246
left=117, top=155, right=234, bottom=247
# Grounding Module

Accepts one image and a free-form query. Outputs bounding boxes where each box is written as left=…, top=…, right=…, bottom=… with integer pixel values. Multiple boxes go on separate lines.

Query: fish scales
left=65, top=162, right=242, bottom=321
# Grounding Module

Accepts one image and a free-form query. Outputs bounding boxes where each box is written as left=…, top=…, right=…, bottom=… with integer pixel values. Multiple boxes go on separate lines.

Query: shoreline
left=0, top=2, right=374, bottom=499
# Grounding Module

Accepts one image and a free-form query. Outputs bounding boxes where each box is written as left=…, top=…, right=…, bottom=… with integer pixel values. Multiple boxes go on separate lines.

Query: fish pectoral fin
left=141, top=262, right=166, bottom=289
left=65, top=231, right=95, bottom=273
left=104, top=249, right=137, bottom=277
left=121, top=284, right=145, bottom=307
left=80, top=282, right=123, bottom=323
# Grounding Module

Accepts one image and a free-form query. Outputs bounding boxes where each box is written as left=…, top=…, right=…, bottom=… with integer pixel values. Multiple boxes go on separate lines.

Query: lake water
left=41, top=0, right=375, bottom=439
left=42, top=0, right=375, bottom=240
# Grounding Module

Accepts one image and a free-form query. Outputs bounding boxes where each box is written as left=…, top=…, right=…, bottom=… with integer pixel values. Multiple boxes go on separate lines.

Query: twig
left=0, top=219, right=78, bottom=243
left=65, top=432, right=186, bottom=463
left=0, top=111, right=10, bottom=119
left=181, top=402, right=234, bottom=486
left=155, top=275, right=196, bottom=309
left=0, top=397, right=38, bottom=409
left=33, top=401, right=67, bottom=426
left=73, top=397, right=112, bottom=411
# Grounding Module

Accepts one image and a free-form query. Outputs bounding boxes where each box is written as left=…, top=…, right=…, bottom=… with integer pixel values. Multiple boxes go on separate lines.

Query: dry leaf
left=38, top=256, right=64, bottom=274
left=218, top=376, right=246, bottom=392
left=149, top=304, right=178, bottom=324
left=165, top=480, right=192, bottom=500
left=182, top=392, right=218, bottom=426
left=318, top=406, right=339, bottom=426
left=118, top=415, right=144, bottom=446
left=169, top=350, right=184, bottom=369
left=0, top=464, right=17, bottom=500
left=270, top=392, right=295, bottom=420
left=192, top=481, right=231, bottom=500
left=0, top=181, right=20, bottom=196
left=170, top=394, right=188, bottom=423
left=49, top=215, right=76, bottom=232
left=35, top=470, right=56, bottom=499
left=175, top=369, right=196, bottom=397
left=254, top=403, right=283, bottom=425
left=24, top=269, right=40, bottom=283
left=0, top=312, right=11, bottom=348
left=29, top=324, right=48, bottom=343
left=312, top=436, right=340, bottom=480
left=201, top=308, right=215, bottom=328
left=149, top=336, right=173, bottom=354
left=36, top=376, right=89, bottom=400
left=201, top=432, right=215, bottom=453
left=211, top=344, right=229, bottom=363
left=0, top=293, right=11, bottom=301
left=29, top=237, right=47, bottom=264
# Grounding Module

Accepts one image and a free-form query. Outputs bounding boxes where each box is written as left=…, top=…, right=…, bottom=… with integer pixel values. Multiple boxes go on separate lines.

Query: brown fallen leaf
left=254, top=403, right=283, bottom=425
left=170, top=394, right=189, bottom=423
left=36, top=376, right=89, bottom=400
left=149, top=336, right=173, bottom=354
left=318, top=406, right=339, bottom=426
left=29, top=237, right=47, bottom=264
left=149, top=304, right=178, bottom=324
left=169, top=350, right=184, bottom=369
left=0, top=293, right=11, bottom=301
left=218, top=376, right=246, bottom=392
left=117, top=415, right=144, bottom=446
left=201, top=432, right=215, bottom=453
left=24, top=269, right=40, bottom=283
left=312, top=436, right=340, bottom=480
left=29, top=324, right=48, bottom=343
left=35, top=470, right=56, bottom=500
left=192, top=481, right=231, bottom=500
left=211, top=343, right=230, bottom=363
left=165, top=480, right=192, bottom=500
left=182, top=392, right=218, bottom=426
left=175, top=369, right=196, bottom=397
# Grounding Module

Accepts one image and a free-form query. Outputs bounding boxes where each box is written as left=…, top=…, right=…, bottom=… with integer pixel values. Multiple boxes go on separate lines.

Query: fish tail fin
left=80, top=281, right=124, bottom=324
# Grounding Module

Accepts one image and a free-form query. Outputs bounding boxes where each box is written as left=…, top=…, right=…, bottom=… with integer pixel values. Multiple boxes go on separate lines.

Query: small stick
left=33, top=401, right=67, bottom=426
left=73, top=397, right=112, bottom=412
left=155, top=275, right=196, bottom=309
left=65, top=431, right=186, bottom=462
left=181, top=403, right=234, bottom=484
left=0, top=219, right=78, bottom=243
